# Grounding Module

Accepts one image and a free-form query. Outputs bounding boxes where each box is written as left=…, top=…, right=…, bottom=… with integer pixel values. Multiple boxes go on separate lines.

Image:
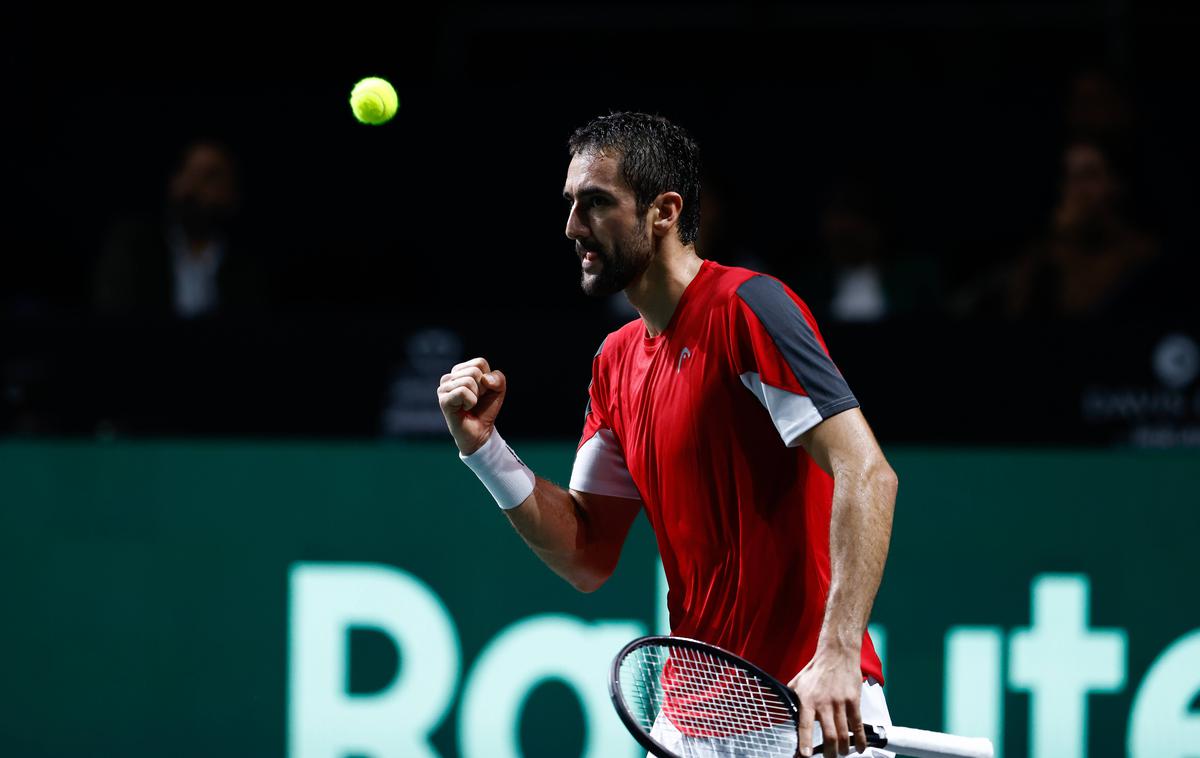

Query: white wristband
left=459, top=428, right=536, bottom=510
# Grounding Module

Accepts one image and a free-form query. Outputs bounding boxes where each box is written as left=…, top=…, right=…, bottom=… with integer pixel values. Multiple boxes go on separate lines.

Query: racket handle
left=880, top=726, right=995, bottom=758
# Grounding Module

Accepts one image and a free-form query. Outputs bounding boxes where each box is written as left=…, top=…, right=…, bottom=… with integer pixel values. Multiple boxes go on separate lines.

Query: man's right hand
left=437, top=357, right=507, bottom=455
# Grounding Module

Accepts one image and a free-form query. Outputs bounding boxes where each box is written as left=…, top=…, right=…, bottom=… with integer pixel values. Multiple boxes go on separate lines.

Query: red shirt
left=569, top=259, right=883, bottom=685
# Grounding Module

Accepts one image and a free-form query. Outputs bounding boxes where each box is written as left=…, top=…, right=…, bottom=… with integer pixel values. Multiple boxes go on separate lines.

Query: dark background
left=3, top=9, right=1199, bottom=757
left=3, top=3, right=1198, bottom=443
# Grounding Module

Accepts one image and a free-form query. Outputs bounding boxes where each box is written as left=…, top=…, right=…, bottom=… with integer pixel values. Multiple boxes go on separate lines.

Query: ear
left=649, top=191, right=684, bottom=238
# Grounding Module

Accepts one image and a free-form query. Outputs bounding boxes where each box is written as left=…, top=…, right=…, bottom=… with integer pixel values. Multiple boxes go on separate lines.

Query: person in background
left=1006, top=139, right=1159, bottom=319
left=796, top=177, right=939, bottom=323
left=94, top=139, right=261, bottom=318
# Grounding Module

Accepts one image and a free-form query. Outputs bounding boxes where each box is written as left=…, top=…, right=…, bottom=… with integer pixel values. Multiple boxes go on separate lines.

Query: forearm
left=499, top=475, right=644, bottom=593
left=817, top=456, right=897, bottom=656
left=440, top=360, right=634, bottom=591
left=503, top=477, right=607, bottom=591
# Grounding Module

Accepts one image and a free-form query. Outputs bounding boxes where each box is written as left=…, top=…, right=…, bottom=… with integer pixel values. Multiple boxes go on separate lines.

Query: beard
left=168, top=196, right=234, bottom=241
left=578, top=219, right=653, bottom=297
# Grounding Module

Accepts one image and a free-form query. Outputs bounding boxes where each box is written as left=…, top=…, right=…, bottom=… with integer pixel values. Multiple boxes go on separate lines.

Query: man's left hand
left=789, top=648, right=868, bottom=757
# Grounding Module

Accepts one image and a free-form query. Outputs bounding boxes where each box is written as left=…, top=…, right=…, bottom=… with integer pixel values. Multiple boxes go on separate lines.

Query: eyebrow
left=563, top=185, right=615, bottom=202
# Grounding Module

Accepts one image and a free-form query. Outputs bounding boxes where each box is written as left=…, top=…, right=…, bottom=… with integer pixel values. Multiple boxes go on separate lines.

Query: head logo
left=677, top=347, right=692, bottom=372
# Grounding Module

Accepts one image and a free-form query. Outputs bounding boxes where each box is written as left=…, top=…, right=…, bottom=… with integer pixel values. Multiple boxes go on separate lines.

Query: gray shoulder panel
left=735, top=275, right=859, bottom=419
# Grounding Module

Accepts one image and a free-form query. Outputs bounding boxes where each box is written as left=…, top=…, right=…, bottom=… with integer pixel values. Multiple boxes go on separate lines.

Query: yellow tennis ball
left=349, top=77, right=399, bottom=125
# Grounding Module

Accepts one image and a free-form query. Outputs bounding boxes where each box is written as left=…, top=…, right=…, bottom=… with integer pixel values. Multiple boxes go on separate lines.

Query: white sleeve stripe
left=739, top=371, right=823, bottom=447
left=569, top=428, right=642, bottom=499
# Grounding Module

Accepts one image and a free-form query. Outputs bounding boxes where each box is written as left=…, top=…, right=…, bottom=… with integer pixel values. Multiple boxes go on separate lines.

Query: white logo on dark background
left=1080, top=332, right=1200, bottom=447
left=1153, top=333, right=1200, bottom=389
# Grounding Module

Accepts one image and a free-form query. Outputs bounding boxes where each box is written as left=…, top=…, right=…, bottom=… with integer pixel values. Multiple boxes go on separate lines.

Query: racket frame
left=611, top=635, right=993, bottom=758
left=610, top=635, right=889, bottom=758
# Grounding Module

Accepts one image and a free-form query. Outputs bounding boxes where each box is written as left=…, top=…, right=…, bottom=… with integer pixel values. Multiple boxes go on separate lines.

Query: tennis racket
left=610, top=636, right=994, bottom=758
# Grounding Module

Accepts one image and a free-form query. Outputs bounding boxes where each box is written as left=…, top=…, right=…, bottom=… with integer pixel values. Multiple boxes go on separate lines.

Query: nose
left=565, top=202, right=590, bottom=241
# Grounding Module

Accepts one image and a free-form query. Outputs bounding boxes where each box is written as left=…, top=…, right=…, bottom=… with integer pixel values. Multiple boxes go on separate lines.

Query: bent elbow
left=569, top=569, right=610, bottom=594
left=862, top=457, right=898, bottom=508
left=571, top=578, right=602, bottom=594
left=879, top=463, right=899, bottom=497
left=568, top=551, right=620, bottom=593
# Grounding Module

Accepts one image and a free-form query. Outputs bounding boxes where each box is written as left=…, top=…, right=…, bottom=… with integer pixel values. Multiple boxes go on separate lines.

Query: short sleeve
left=731, top=275, right=860, bottom=446
left=568, top=338, right=642, bottom=499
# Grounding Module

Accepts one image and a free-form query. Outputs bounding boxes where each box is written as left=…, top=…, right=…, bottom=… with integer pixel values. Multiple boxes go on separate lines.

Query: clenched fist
left=437, top=357, right=507, bottom=455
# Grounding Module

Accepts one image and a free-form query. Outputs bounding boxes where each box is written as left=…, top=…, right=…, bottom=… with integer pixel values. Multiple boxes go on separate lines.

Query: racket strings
left=619, top=644, right=798, bottom=757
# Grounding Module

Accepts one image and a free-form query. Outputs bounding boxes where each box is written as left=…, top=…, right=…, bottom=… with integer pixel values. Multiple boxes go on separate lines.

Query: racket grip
left=881, top=726, right=995, bottom=758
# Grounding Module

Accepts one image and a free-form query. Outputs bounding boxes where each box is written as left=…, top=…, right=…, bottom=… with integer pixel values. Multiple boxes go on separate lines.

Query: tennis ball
left=349, top=77, right=399, bottom=125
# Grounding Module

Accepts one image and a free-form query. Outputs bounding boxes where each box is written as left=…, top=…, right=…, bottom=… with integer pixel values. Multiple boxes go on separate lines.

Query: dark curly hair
left=567, top=112, right=701, bottom=245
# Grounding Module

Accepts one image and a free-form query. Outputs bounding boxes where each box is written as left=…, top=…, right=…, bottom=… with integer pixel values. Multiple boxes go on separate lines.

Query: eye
left=589, top=196, right=608, bottom=208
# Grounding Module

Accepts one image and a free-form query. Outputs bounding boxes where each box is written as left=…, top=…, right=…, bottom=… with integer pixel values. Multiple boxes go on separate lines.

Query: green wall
left=1, top=442, right=1196, bottom=757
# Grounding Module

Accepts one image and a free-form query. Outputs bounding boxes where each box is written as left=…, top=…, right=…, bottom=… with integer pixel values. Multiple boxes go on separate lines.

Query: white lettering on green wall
left=458, top=614, right=645, bottom=758
left=945, top=627, right=1003, bottom=756
left=1010, top=574, right=1126, bottom=758
left=288, top=563, right=460, bottom=758
left=1128, top=628, right=1200, bottom=757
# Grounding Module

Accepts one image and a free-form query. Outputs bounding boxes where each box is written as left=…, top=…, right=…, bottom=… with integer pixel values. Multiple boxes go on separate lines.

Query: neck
left=624, top=239, right=704, bottom=337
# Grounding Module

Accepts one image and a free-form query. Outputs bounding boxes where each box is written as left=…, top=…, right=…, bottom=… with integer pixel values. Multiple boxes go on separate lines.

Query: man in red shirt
left=438, top=113, right=898, bottom=758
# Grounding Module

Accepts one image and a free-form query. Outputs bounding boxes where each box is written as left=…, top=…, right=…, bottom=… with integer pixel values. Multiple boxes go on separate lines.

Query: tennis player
left=438, top=112, right=898, bottom=758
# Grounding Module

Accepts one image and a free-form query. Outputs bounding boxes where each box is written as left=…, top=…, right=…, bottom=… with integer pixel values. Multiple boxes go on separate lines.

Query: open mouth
left=577, top=244, right=603, bottom=267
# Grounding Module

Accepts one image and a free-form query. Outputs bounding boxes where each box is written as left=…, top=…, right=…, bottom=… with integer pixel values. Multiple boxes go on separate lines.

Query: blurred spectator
left=1063, top=68, right=1152, bottom=225
left=381, top=328, right=465, bottom=437
left=792, top=177, right=939, bottom=322
left=1065, top=69, right=1133, bottom=147
left=1006, top=139, right=1160, bottom=319
left=93, top=139, right=262, bottom=318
